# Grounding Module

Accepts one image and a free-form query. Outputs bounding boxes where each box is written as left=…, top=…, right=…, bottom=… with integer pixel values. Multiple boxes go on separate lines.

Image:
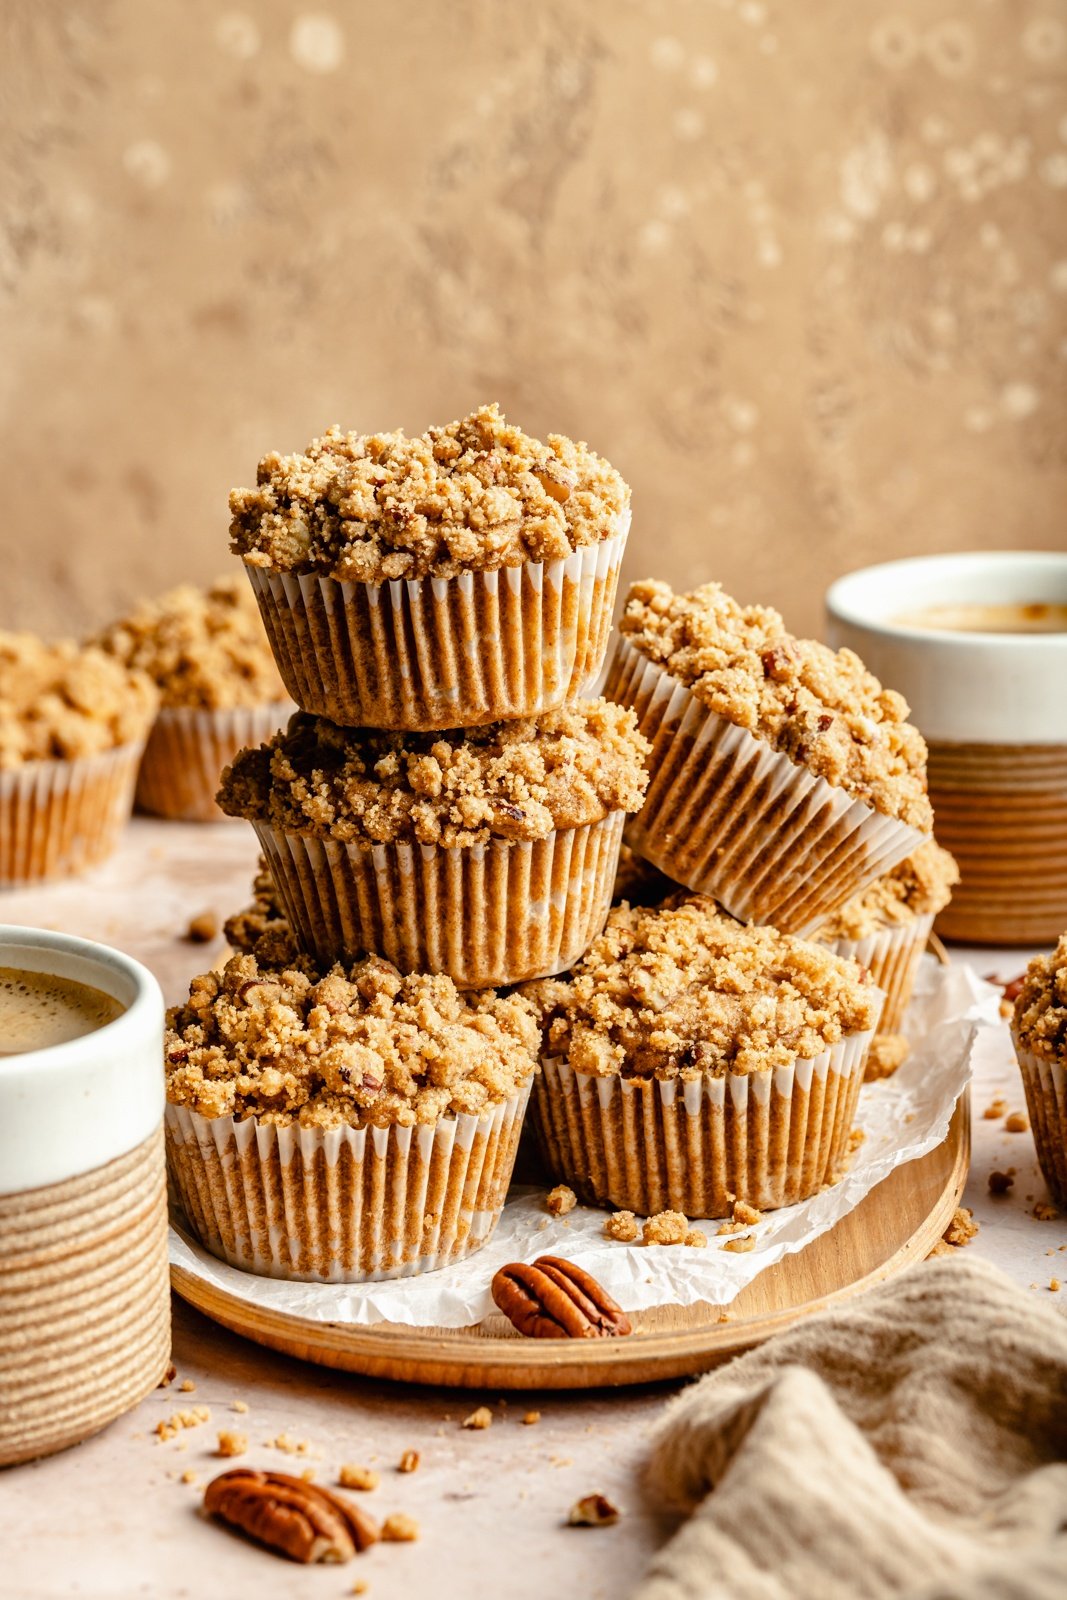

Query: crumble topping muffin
left=166, top=949, right=539, bottom=1129
left=218, top=699, right=649, bottom=849
left=526, top=895, right=882, bottom=1217
left=817, top=843, right=959, bottom=940
left=526, top=896, right=880, bottom=1080
left=229, top=404, right=628, bottom=584
left=93, top=576, right=286, bottom=712
left=618, top=580, right=932, bottom=830
left=1011, top=935, right=1067, bottom=1205
left=0, top=632, right=157, bottom=767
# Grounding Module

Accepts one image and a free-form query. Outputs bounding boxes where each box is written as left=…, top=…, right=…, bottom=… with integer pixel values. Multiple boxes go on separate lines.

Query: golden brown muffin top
left=818, top=842, right=959, bottom=940
left=93, top=575, right=287, bottom=711
left=229, top=404, right=629, bottom=583
left=217, top=699, right=650, bottom=848
left=618, top=579, right=933, bottom=831
left=524, top=895, right=881, bottom=1079
left=165, top=949, right=540, bottom=1130
left=1013, top=934, right=1067, bottom=1062
left=0, top=632, right=158, bottom=768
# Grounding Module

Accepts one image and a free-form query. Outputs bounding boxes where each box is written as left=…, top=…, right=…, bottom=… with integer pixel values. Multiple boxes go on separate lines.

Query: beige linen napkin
left=638, top=1258, right=1067, bottom=1600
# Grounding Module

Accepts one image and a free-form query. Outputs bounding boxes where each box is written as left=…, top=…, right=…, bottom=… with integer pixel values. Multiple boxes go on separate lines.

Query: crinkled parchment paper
left=169, top=959, right=999, bottom=1328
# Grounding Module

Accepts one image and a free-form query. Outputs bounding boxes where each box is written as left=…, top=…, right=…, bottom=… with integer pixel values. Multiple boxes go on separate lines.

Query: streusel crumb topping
left=0, top=632, right=157, bottom=768
left=817, top=842, right=959, bottom=940
left=93, top=575, right=287, bottom=711
left=217, top=700, right=649, bottom=847
left=619, top=579, right=933, bottom=830
left=223, top=858, right=288, bottom=954
left=229, top=404, right=629, bottom=584
left=524, top=895, right=880, bottom=1079
left=1013, top=934, right=1067, bottom=1061
left=165, top=950, right=539, bottom=1129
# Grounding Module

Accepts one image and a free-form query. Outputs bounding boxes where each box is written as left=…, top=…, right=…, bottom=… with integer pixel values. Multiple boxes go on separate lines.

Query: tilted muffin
left=217, top=698, right=650, bottom=987
left=165, top=945, right=540, bottom=1281
left=523, top=894, right=883, bottom=1217
left=94, top=575, right=291, bottom=821
left=229, top=404, right=630, bottom=730
left=1011, top=936, right=1067, bottom=1205
left=605, top=579, right=933, bottom=935
left=0, top=632, right=157, bottom=883
left=817, top=842, right=959, bottom=1033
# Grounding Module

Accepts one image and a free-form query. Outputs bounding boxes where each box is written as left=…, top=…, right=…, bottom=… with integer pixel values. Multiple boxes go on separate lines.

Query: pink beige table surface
left=3, top=821, right=1064, bottom=1600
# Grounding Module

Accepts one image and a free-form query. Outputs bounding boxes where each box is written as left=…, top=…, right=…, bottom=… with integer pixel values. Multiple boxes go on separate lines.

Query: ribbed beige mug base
left=0, top=741, right=143, bottom=886
left=135, top=702, right=293, bottom=822
left=531, top=1030, right=875, bottom=1218
left=253, top=810, right=626, bottom=987
left=165, top=1084, right=531, bottom=1283
left=821, top=914, right=932, bottom=1034
left=0, top=1127, right=171, bottom=1467
left=1012, top=1039, right=1066, bottom=1206
left=604, top=639, right=927, bottom=936
left=245, top=522, right=627, bottom=731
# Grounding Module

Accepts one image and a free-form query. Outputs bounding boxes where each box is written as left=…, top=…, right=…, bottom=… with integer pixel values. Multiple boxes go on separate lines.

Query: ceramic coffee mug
left=0, top=927, right=170, bottom=1466
left=826, top=552, right=1067, bottom=944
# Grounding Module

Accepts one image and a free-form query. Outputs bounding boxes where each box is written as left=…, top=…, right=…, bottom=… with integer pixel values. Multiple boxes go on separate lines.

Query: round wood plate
left=171, top=1096, right=969, bottom=1390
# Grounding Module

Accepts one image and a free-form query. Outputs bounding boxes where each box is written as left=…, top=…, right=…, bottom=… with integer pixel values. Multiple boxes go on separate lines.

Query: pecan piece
left=203, top=1469, right=379, bottom=1564
left=491, top=1255, right=632, bottom=1339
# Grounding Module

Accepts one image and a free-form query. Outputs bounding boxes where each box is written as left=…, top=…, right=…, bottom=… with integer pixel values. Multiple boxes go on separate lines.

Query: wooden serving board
left=171, top=1095, right=969, bottom=1390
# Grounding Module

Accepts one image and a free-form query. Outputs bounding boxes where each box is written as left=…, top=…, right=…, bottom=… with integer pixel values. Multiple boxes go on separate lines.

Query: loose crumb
left=179, top=1470, right=198, bottom=1486
left=1004, top=1112, right=1029, bottom=1133
left=988, top=1170, right=1015, bottom=1196
left=350, top=1582, right=369, bottom=1596
left=216, top=1430, right=247, bottom=1458
left=1051, top=1279, right=1061, bottom=1293
left=154, top=1407, right=210, bottom=1443
left=300, top=1467, right=316, bottom=1482
left=1034, top=1202, right=1059, bottom=1221
left=942, top=1206, right=979, bottom=1248
left=546, top=1185, right=577, bottom=1217
left=178, top=1378, right=196, bottom=1394
left=982, top=1096, right=1007, bottom=1120
left=462, top=1407, right=493, bottom=1431
left=338, top=1464, right=379, bottom=1491
left=722, top=1234, right=756, bottom=1254
left=231, top=1400, right=249, bottom=1414
left=568, top=1493, right=620, bottom=1528
left=186, top=912, right=219, bottom=944
left=604, top=1210, right=640, bottom=1242
left=521, top=1411, right=541, bottom=1426
left=381, top=1512, right=419, bottom=1543
left=642, top=1210, right=689, bottom=1246
left=397, top=1450, right=420, bottom=1474
left=267, top=1432, right=310, bottom=1455
left=684, top=1229, right=708, bottom=1248
left=717, top=1199, right=763, bottom=1236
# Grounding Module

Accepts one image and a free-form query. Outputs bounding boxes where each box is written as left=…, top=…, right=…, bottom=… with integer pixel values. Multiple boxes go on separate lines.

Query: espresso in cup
left=0, top=966, right=125, bottom=1056
left=894, top=601, right=1067, bottom=635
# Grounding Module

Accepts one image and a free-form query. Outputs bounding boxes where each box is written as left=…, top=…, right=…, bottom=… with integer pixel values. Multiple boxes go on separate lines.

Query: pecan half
left=491, top=1255, right=632, bottom=1339
left=203, top=1469, right=379, bottom=1564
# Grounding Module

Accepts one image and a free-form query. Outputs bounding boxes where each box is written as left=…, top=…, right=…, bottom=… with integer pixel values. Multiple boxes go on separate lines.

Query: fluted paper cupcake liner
left=604, top=639, right=928, bottom=936
left=530, top=1024, right=879, bottom=1219
left=164, top=1083, right=531, bottom=1283
left=245, top=518, right=628, bottom=731
left=135, top=702, right=293, bottom=822
left=821, top=914, right=933, bottom=1035
left=0, top=741, right=144, bottom=887
left=1011, top=1038, right=1067, bottom=1207
left=253, top=809, right=626, bottom=987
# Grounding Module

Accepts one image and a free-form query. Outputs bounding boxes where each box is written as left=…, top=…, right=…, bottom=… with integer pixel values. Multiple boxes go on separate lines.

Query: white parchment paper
left=168, top=958, right=1000, bottom=1329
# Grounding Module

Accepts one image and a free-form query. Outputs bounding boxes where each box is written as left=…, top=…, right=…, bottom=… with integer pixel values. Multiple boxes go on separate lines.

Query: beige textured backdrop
left=1, top=0, right=1064, bottom=641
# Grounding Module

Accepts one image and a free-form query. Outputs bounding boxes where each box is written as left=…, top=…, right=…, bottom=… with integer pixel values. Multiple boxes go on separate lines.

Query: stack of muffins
left=164, top=404, right=959, bottom=1288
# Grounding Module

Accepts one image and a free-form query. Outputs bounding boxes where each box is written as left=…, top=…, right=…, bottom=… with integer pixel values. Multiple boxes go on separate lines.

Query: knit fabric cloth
left=638, top=1257, right=1067, bottom=1600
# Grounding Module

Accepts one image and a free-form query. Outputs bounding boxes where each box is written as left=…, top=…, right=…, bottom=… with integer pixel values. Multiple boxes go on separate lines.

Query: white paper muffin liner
left=164, top=1083, right=531, bottom=1283
left=135, top=702, right=293, bottom=822
left=245, top=518, right=628, bottom=731
left=253, top=809, right=626, bottom=987
left=1011, top=1037, right=1067, bottom=1206
left=0, top=741, right=143, bottom=886
left=821, top=914, right=934, bottom=1035
left=530, top=1023, right=880, bottom=1218
left=604, top=638, right=928, bottom=936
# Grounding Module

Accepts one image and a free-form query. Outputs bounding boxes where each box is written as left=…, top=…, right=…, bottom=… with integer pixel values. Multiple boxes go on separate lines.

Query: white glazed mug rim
left=826, top=550, right=1067, bottom=647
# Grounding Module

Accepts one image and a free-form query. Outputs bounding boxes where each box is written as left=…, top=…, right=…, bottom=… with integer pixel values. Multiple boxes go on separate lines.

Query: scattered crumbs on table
left=1033, top=1202, right=1059, bottom=1221
left=604, top=1210, right=640, bottom=1242
left=155, top=1406, right=210, bottom=1442
left=462, top=1406, right=492, bottom=1430
left=1050, top=1279, right=1062, bottom=1293
left=185, top=910, right=219, bottom=943
left=521, top=1411, right=541, bottom=1427
left=988, top=1170, right=1014, bottom=1195
left=546, top=1184, right=577, bottom=1216
left=216, top=1430, right=247, bottom=1458
left=1004, top=1111, right=1029, bottom=1133
left=300, top=1466, right=315, bottom=1482
left=982, top=1095, right=1008, bottom=1120
left=231, top=1399, right=249, bottom=1413
left=567, top=1492, right=620, bottom=1528
left=943, top=1207, right=979, bottom=1248
left=723, top=1234, right=756, bottom=1253
left=397, top=1449, right=420, bottom=1474
left=381, top=1512, right=419, bottom=1543
left=178, top=1378, right=196, bottom=1394
left=339, top=1464, right=379, bottom=1491
left=350, top=1581, right=369, bottom=1596
left=266, top=1432, right=311, bottom=1454
left=642, top=1210, right=689, bottom=1246
left=180, top=1470, right=198, bottom=1486
left=717, top=1199, right=762, bottom=1236
left=685, top=1228, right=708, bottom=1248
left=550, top=1455, right=573, bottom=1468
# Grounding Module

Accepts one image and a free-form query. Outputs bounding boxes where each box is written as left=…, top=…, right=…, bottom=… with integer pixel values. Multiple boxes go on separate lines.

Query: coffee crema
left=0, top=966, right=124, bottom=1056
left=893, top=601, right=1067, bottom=635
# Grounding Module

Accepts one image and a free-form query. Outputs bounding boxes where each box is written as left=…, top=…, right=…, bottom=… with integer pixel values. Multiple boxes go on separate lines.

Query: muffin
left=0, top=632, right=157, bottom=884
left=164, top=946, right=540, bottom=1281
left=223, top=856, right=288, bottom=953
left=217, top=698, right=650, bottom=987
left=94, top=575, right=292, bottom=821
left=229, top=404, right=630, bottom=731
left=604, top=580, right=933, bottom=935
left=523, top=894, right=883, bottom=1217
left=1011, top=936, right=1067, bottom=1205
left=816, top=842, right=959, bottom=1032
